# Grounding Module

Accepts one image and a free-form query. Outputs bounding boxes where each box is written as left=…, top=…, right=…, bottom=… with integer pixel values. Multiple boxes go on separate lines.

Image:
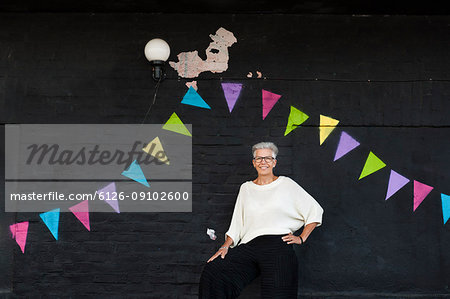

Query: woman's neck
left=253, top=174, right=278, bottom=185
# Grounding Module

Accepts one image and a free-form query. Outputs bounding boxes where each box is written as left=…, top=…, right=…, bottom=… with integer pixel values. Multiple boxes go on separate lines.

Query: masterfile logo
left=25, top=141, right=167, bottom=168
left=4, top=124, right=192, bottom=212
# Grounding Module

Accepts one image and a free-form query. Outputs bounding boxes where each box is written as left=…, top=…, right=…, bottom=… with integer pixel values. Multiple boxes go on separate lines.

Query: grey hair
left=252, top=142, right=279, bottom=158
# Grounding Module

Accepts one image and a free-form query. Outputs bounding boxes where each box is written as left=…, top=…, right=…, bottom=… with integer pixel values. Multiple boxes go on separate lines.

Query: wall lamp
left=144, top=38, right=171, bottom=82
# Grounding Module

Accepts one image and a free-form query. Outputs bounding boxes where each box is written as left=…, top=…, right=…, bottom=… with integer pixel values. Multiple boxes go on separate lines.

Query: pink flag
left=69, top=201, right=90, bottom=231
left=262, top=89, right=282, bottom=120
left=10, top=221, right=29, bottom=253
left=413, top=180, right=434, bottom=211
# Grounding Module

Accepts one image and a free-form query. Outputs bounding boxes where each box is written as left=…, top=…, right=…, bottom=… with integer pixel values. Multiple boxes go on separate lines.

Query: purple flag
left=98, top=182, right=120, bottom=213
left=333, top=131, right=360, bottom=161
left=221, top=83, right=243, bottom=112
left=385, top=170, right=410, bottom=200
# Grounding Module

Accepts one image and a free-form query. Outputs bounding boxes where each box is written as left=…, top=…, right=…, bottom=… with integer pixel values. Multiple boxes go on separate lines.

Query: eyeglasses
left=253, top=156, right=275, bottom=163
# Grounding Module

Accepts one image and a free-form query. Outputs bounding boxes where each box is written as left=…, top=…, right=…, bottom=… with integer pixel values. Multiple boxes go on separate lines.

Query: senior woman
left=199, top=142, right=323, bottom=299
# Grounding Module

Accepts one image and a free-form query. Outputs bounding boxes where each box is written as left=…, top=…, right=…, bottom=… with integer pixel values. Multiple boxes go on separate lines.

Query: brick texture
left=1, top=13, right=449, bottom=298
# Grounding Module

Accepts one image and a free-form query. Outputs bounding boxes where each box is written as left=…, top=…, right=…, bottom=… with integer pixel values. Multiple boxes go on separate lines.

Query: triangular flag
left=262, top=89, right=282, bottom=120
left=39, top=208, right=60, bottom=240
left=319, top=115, right=339, bottom=145
left=413, top=180, right=434, bottom=211
left=441, top=194, right=450, bottom=225
left=181, top=86, right=211, bottom=109
left=162, top=112, right=192, bottom=137
left=98, top=182, right=120, bottom=213
left=142, top=136, right=170, bottom=165
left=10, top=221, right=29, bottom=253
left=333, top=131, right=360, bottom=161
left=385, top=170, right=410, bottom=200
left=284, top=106, right=309, bottom=136
left=359, top=152, right=386, bottom=180
left=121, top=160, right=150, bottom=187
left=221, top=83, right=242, bottom=113
left=69, top=201, right=90, bottom=231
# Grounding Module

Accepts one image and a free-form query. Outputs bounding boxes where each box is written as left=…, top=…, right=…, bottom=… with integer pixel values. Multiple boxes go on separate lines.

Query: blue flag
left=181, top=87, right=211, bottom=109
left=121, top=159, right=150, bottom=187
left=40, top=208, right=60, bottom=240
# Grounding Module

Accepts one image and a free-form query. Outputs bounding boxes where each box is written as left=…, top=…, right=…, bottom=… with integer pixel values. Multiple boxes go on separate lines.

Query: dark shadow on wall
left=0, top=125, right=14, bottom=297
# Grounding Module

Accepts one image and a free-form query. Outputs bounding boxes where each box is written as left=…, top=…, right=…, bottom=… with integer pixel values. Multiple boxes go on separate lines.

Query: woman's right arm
left=207, top=235, right=234, bottom=263
left=207, top=184, right=245, bottom=263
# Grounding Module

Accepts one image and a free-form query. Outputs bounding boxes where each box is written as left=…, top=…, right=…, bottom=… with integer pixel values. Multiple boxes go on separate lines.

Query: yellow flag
left=142, top=136, right=170, bottom=165
left=319, top=115, right=339, bottom=145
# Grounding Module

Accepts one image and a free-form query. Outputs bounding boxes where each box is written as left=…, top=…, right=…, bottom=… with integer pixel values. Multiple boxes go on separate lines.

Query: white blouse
left=225, top=176, right=323, bottom=248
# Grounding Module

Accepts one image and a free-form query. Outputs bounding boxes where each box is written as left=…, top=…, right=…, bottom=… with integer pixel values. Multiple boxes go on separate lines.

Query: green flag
left=162, top=112, right=192, bottom=137
left=359, top=151, right=386, bottom=180
left=284, top=106, right=309, bottom=136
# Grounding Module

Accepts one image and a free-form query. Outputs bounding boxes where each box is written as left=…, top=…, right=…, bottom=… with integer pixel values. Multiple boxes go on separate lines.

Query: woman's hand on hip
left=281, top=233, right=303, bottom=245
left=207, top=247, right=229, bottom=263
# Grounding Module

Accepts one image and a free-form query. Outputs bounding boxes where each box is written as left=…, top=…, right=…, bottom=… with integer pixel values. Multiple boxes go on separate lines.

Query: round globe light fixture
left=144, top=38, right=170, bottom=81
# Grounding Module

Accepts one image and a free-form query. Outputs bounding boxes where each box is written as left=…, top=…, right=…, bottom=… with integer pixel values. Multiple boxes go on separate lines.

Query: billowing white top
left=225, top=176, right=323, bottom=248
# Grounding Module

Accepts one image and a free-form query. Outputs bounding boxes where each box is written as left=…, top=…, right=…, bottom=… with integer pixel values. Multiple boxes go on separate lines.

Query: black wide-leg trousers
left=199, top=234, right=298, bottom=299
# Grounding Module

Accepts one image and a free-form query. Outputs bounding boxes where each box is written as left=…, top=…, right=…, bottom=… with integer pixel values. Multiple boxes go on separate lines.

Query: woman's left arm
left=299, top=222, right=319, bottom=242
left=282, top=222, right=319, bottom=245
left=282, top=180, right=324, bottom=245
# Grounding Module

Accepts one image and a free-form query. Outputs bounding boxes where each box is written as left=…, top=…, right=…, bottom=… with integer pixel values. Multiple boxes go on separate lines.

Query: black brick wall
left=1, top=13, right=449, bottom=298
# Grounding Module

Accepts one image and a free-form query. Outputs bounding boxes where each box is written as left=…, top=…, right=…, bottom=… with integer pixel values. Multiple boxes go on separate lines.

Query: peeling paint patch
left=169, top=27, right=237, bottom=78
left=185, top=80, right=198, bottom=91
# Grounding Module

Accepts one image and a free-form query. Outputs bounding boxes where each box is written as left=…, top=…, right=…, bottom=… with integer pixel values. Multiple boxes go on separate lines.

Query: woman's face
left=252, top=148, right=277, bottom=176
